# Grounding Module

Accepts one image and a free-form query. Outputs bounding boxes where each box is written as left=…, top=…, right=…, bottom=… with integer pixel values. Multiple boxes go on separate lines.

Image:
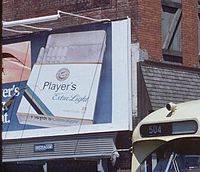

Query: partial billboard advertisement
left=2, top=41, right=31, bottom=83
left=2, top=18, right=132, bottom=139
left=2, top=41, right=32, bottom=130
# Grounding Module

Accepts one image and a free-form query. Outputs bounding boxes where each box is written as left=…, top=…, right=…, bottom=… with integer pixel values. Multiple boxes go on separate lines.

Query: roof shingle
left=141, top=62, right=200, bottom=110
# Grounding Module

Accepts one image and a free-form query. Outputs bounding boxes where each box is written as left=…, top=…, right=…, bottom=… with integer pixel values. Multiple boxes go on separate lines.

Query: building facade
left=2, top=0, right=200, bottom=172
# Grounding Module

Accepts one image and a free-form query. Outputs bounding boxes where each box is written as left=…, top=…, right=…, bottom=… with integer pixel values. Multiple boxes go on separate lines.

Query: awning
left=2, top=132, right=118, bottom=163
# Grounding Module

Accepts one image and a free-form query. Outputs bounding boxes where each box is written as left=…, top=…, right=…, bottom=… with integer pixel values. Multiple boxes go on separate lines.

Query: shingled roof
left=140, top=61, right=200, bottom=110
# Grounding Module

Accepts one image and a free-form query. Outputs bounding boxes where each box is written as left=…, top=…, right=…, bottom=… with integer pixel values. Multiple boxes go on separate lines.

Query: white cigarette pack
left=17, top=30, right=106, bottom=127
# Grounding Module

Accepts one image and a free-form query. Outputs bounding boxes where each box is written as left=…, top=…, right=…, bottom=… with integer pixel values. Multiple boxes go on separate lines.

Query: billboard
left=2, top=18, right=132, bottom=139
left=2, top=41, right=32, bottom=128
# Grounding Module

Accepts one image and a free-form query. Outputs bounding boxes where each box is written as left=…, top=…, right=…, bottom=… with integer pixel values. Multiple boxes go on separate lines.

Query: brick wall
left=136, top=0, right=163, bottom=62
left=3, top=0, right=15, bottom=21
left=182, top=0, right=199, bottom=67
left=3, top=0, right=112, bottom=20
left=3, top=0, right=200, bottom=67
left=2, top=0, right=134, bottom=37
left=2, top=0, right=133, bottom=23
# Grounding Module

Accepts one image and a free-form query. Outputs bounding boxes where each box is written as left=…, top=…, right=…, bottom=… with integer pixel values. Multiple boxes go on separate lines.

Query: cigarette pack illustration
left=16, top=30, right=106, bottom=127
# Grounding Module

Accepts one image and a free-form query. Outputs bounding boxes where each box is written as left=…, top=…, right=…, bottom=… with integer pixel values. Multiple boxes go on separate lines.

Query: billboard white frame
left=2, top=18, right=133, bottom=140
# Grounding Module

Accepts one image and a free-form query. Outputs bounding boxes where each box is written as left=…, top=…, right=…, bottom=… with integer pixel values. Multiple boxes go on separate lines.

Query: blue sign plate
left=34, top=143, right=54, bottom=152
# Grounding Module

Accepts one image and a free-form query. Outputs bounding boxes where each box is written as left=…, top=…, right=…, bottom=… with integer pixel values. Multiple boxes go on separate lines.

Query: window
left=161, top=0, right=182, bottom=63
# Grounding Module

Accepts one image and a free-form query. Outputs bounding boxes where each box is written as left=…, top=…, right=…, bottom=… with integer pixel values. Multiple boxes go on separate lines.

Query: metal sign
left=34, top=143, right=54, bottom=152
